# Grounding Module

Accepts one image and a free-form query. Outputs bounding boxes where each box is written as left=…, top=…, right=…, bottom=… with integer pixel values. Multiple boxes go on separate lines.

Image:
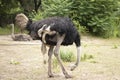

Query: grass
left=52, top=58, right=59, bottom=71
left=10, top=59, right=20, bottom=65
left=0, top=25, right=21, bottom=35
left=52, top=49, right=97, bottom=69
left=60, top=50, right=76, bottom=62
left=83, top=44, right=88, bottom=47
left=80, top=53, right=98, bottom=63
left=0, top=26, right=11, bottom=35
left=52, top=49, right=76, bottom=69
left=1, top=35, right=120, bottom=80
left=112, top=44, right=118, bottom=49
left=81, top=53, right=97, bottom=63
left=81, top=53, right=94, bottom=61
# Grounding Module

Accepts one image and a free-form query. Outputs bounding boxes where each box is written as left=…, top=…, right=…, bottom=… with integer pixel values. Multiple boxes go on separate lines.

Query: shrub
left=60, top=50, right=76, bottom=62
left=69, top=0, right=120, bottom=38
left=73, top=20, right=88, bottom=34
left=81, top=54, right=94, bottom=61
left=29, top=11, right=44, bottom=21
left=42, top=0, right=72, bottom=17
left=0, top=25, right=20, bottom=35
left=32, top=0, right=120, bottom=38
left=52, top=50, right=75, bottom=69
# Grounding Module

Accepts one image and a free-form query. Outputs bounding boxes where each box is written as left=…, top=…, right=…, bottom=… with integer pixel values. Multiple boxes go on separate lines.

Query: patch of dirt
left=0, top=35, right=120, bottom=80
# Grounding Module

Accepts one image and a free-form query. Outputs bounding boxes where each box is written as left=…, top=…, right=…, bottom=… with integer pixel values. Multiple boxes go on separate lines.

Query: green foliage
left=0, top=26, right=11, bottom=35
left=19, top=0, right=35, bottom=12
left=112, top=44, right=118, bottom=49
left=33, top=0, right=86, bottom=33
left=69, top=0, right=120, bottom=38
left=0, top=0, right=41, bottom=27
left=106, top=11, right=120, bottom=38
left=60, top=50, right=76, bottom=62
left=30, top=0, right=73, bottom=20
left=42, top=0, right=72, bottom=17
left=81, top=53, right=97, bottom=63
left=0, top=25, right=20, bottom=35
left=52, top=49, right=75, bottom=69
left=39, top=0, right=120, bottom=37
left=0, top=0, right=22, bottom=27
left=73, top=20, right=88, bottom=34
left=29, top=11, right=44, bottom=21
left=53, top=58, right=59, bottom=69
left=1, top=0, right=120, bottom=38
left=81, top=54, right=94, bottom=61
left=0, top=0, right=20, bottom=14
left=10, top=59, right=20, bottom=65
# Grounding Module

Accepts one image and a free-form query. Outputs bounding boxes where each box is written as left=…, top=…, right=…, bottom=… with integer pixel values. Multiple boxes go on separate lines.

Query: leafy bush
left=32, top=0, right=87, bottom=33
left=69, top=0, right=120, bottom=38
left=60, top=50, right=75, bottom=62
left=29, top=11, right=44, bottom=21
left=0, top=26, right=11, bottom=35
left=31, top=0, right=120, bottom=38
left=106, top=12, right=120, bottom=38
left=81, top=53, right=98, bottom=63
left=0, top=25, right=21, bottom=35
left=42, top=0, right=72, bottom=17
left=73, top=20, right=88, bottom=34
left=1, top=0, right=120, bottom=37
left=52, top=50, right=75, bottom=69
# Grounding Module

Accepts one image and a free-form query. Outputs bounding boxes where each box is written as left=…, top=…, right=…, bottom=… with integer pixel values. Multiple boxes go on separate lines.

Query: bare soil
left=0, top=35, right=120, bottom=80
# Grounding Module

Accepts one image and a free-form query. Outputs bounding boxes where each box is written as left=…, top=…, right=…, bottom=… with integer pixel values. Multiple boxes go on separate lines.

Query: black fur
left=26, top=17, right=81, bottom=47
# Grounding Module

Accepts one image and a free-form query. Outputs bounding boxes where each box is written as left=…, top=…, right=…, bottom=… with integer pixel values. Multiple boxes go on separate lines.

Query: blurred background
left=0, top=0, right=120, bottom=38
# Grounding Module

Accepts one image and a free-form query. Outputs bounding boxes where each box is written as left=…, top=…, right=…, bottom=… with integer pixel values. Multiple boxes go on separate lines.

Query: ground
left=0, top=35, right=120, bottom=80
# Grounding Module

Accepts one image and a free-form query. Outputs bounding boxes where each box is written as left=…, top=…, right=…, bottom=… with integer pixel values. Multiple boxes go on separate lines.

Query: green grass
left=81, top=53, right=98, bottom=63
left=52, top=58, right=59, bottom=70
left=0, top=26, right=11, bottom=35
left=0, top=25, right=21, bottom=35
left=81, top=53, right=94, bottom=61
left=52, top=49, right=76, bottom=69
left=10, top=59, right=20, bottom=65
left=52, top=49, right=97, bottom=69
left=112, top=44, right=118, bottom=49
left=60, top=50, right=76, bottom=62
